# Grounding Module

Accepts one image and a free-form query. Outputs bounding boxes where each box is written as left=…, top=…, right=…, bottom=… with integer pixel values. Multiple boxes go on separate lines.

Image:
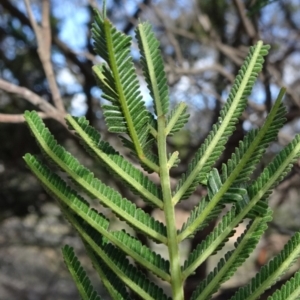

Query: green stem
left=157, top=114, right=184, bottom=300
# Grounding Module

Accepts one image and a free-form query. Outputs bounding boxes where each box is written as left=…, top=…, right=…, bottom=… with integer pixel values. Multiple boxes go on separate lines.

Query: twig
left=24, top=0, right=65, bottom=113
left=0, top=79, right=56, bottom=113
left=0, top=79, right=66, bottom=125
left=165, top=63, right=234, bottom=82
left=88, top=0, right=99, bottom=10
left=233, top=0, right=257, bottom=40
left=152, top=5, right=184, bottom=67
left=0, top=112, right=49, bottom=123
left=123, top=0, right=151, bottom=34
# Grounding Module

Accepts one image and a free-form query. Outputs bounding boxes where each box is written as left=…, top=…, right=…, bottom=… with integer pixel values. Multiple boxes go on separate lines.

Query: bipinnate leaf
left=267, top=270, right=300, bottom=300
left=230, top=233, right=300, bottom=300
left=22, top=10, right=300, bottom=299
left=62, top=210, right=171, bottom=300
left=92, top=10, right=157, bottom=171
left=182, top=208, right=237, bottom=279
left=83, top=244, right=131, bottom=300
left=247, top=134, right=300, bottom=210
left=220, top=135, right=300, bottom=230
left=110, top=230, right=170, bottom=281
left=119, top=132, right=160, bottom=174
left=173, top=41, right=270, bottom=202
left=65, top=114, right=163, bottom=208
left=97, top=244, right=171, bottom=300
left=178, top=168, right=247, bottom=241
left=177, top=90, right=289, bottom=242
left=24, top=153, right=110, bottom=230
left=222, top=88, right=286, bottom=185
left=62, top=245, right=102, bottom=300
left=207, top=168, right=247, bottom=203
left=24, top=111, right=167, bottom=243
left=190, top=209, right=272, bottom=300
left=136, top=22, right=170, bottom=117
left=24, top=154, right=170, bottom=280
left=178, top=197, right=223, bottom=241
left=166, top=102, right=189, bottom=136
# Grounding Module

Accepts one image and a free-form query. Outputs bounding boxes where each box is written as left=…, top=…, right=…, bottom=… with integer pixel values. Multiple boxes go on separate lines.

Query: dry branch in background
left=24, top=0, right=65, bottom=113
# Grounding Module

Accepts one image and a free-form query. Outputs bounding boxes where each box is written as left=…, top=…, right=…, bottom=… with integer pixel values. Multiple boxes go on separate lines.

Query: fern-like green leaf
left=24, top=154, right=170, bottom=280
left=83, top=243, right=131, bottom=300
left=62, top=210, right=171, bottom=300
left=267, top=270, right=300, bottom=300
left=168, top=151, right=180, bottom=169
left=92, top=10, right=157, bottom=171
left=178, top=168, right=247, bottom=241
left=199, top=134, right=300, bottom=252
left=190, top=209, right=272, bottom=300
left=136, top=22, right=170, bottom=117
left=182, top=207, right=237, bottom=279
left=118, top=132, right=160, bottom=173
left=165, top=102, right=189, bottom=136
left=230, top=232, right=300, bottom=300
left=98, top=243, right=171, bottom=300
left=222, top=88, right=286, bottom=185
left=24, top=111, right=167, bottom=243
left=178, top=197, right=223, bottom=241
left=24, top=154, right=166, bottom=243
left=179, top=130, right=300, bottom=241
left=196, top=133, right=300, bottom=241
left=173, top=41, right=270, bottom=203
left=207, top=168, right=247, bottom=203
left=110, top=230, right=170, bottom=281
left=248, top=134, right=300, bottom=207
left=65, top=114, right=163, bottom=207
left=62, top=245, right=102, bottom=300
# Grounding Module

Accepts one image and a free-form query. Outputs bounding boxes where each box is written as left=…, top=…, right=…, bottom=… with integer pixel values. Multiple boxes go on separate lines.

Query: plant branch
left=0, top=112, right=49, bottom=123
left=233, top=0, right=257, bottom=40
left=24, top=0, right=65, bottom=113
left=0, top=79, right=65, bottom=125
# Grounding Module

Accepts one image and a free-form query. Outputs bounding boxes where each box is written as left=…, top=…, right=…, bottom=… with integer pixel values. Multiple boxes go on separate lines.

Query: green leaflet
left=173, top=41, right=270, bottom=203
left=184, top=132, right=300, bottom=241
left=267, top=271, right=300, bottom=300
left=24, top=111, right=167, bottom=243
left=94, top=244, right=170, bottom=300
left=181, top=134, right=300, bottom=296
left=83, top=244, right=131, bottom=300
left=110, top=230, right=170, bottom=280
left=166, top=102, right=189, bottom=136
left=65, top=114, right=163, bottom=207
left=230, top=233, right=300, bottom=300
left=190, top=209, right=272, bottom=300
left=136, top=22, right=170, bottom=117
left=24, top=154, right=170, bottom=280
left=179, top=91, right=286, bottom=240
left=179, top=132, right=300, bottom=242
left=24, top=154, right=166, bottom=242
left=182, top=207, right=237, bottom=279
left=222, top=88, right=286, bottom=185
left=62, top=209, right=171, bottom=300
left=178, top=197, right=223, bottom=241
left=247, top=134, right=300, bottom=207
left=178, top=168, right=247, bottom=241
left=62, top=245, right=102, bottom=300
left=92, top=10, right=157, bottom=172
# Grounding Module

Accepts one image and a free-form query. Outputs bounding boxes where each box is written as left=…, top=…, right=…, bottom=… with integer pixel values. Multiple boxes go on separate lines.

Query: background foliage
left=1, top=0, right=300, bottom=299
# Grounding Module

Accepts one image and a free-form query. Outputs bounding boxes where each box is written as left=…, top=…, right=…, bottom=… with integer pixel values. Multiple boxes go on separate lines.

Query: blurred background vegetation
left=1, top=0, right=300, bottom=299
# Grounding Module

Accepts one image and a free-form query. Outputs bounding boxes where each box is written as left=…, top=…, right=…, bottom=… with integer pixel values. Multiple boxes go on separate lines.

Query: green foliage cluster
left=23, top=6, right=300, bottom=300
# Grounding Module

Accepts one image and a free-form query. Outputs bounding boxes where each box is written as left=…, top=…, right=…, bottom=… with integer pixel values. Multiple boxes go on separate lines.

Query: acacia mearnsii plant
left=23, top=6, right=300, bottom=300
